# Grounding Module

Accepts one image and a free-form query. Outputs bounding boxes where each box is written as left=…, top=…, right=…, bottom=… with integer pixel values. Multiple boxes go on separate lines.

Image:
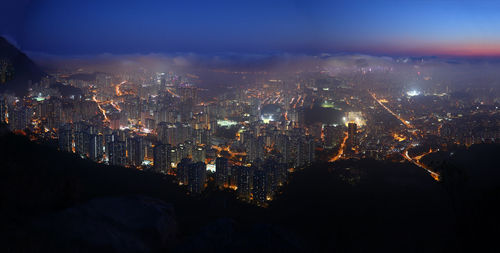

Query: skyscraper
left=177, top=158, right=192, bottom=185
left=89, top=134, right=104, bottom=162
left=193, top=145, right=206, bottom=163
left=9, top=106, right=31, bottom=131
left=237, top=166, right=253, bottom=200
left=153, top=143, right=172, bottom=174
left=252, top=168, right=267, bottom=204
left=127, top=136, right=144, bottom=167
left=108, top=140, right=126, bottom=166
left=187, top=162, right=206, bottom=194
left=58, top=124, right=73, bottom=153
left=74, top=121, right=90, bottom=157
left=348, top=122, right=357, bottom=148
left=215, top=157, right=229, bottom=188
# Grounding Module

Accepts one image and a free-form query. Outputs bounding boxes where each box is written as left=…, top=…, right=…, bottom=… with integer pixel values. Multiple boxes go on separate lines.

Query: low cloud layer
left=28, top=51, right=500, bottom=89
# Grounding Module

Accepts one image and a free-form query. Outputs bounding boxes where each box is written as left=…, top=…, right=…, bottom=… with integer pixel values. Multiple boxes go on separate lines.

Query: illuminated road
left=369, top=92, right=414, bottom=129
left=115, top=80, right=127, bottom=96
left=166, top=88, right=180, bottom=97
left=110, top=101, right=121, bottom=112
left=212, top=145, right=247, bottom=159
left=329, top=131, right=348, bottom=162
left=369, top=91, right=440, bottom=181
left=404, top=149, right=440, bottom=181
left=93, top=95, right=109, bottom=122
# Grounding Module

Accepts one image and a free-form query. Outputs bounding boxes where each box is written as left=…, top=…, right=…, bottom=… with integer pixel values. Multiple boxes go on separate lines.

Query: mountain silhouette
left=0, top=36, right=45, bottom=96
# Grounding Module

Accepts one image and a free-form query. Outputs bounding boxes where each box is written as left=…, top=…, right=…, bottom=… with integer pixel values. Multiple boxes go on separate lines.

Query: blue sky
left=2, top=0, right=500, bottom=56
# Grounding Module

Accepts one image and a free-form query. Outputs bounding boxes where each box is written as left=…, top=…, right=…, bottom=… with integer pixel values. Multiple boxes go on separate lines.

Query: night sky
left=2, top=0, right=500, bottom=56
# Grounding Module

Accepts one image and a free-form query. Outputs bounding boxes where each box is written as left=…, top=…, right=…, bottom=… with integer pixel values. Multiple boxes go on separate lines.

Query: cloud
left=25, top=51, right=402, bottom=77
left=26, top=50, right=500, bottom=85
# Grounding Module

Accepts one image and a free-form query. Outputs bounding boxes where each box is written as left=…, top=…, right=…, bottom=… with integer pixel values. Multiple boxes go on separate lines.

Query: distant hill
left=0, top=36, right=46, bottom=96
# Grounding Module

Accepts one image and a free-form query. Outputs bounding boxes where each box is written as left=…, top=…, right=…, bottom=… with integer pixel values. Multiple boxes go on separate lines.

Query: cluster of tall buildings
left=3, top=68, right=499, bottom=204
left=214, top=157, right=288, bottom=204
left=0, top=72, right=323, bottom=205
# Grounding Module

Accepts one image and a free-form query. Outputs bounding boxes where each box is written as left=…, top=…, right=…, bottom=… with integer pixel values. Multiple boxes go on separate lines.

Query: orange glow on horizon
left=363, top=40, right=500, bottom=57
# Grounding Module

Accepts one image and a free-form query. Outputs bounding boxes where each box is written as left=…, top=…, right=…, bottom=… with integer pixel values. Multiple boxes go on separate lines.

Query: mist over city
left=1, top=1, right=500, bottom=252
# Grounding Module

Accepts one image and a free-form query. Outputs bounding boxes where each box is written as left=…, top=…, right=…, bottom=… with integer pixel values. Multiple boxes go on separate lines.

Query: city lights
left=1, top=1, right=499, bottom=251
left=407, top=90, right=421, bottom=97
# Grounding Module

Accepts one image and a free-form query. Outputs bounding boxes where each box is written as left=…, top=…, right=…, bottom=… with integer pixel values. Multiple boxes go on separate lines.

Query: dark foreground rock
left=35, top=195, right=177, bottom=252
left=175, top=218, right=303, bottom=253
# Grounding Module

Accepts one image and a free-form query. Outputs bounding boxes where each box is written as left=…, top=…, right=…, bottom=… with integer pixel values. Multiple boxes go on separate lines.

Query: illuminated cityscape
left=2, top=57, right=499, bottom=200
left=1, top=0, right=500, bottom=252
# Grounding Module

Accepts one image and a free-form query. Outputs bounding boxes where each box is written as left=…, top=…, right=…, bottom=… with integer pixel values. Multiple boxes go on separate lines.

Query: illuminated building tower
left=124, top=98, right=141, bottom=121
left=41, top=98, right=62, bottom=130
left=229, top=165, right=239, bottom=189
left=142, top=138, right=154, bottom=161
left=145, top=118, right=156, bottom=130
left=284, top=92, right=291, bottom=111
left=275, top=162, right=288, bottom=188
left=194, top=128, right=211, bottom=146
left=288, top=108, right=298, bottom=123
left=237, top=166, right=253, bottom=200
left=158, top=122, right=187, bottom=146
left=294, top=137, right=306, bottom=168
left=109, top=113, right=121, bottom=130
left=177, top=143, right=188, bottom=160
left=179, top=101, right=193, bottom=122
left=178, top=123, right=192, bottom=144
left=178, top=87, right=198, bottom=104
left=165, top=108, right=179, bottom=123
left=74, top=122, right=91, bottom=157
left=169, top=147, right=180, bottom=166
left=89, top=134, right=104, bottom=162
left=108, top=140, right=126, bottom=166
left=177, top=158, right=192, bottom=185
left=249, top=102, right=260, bottom=122
left=296, top=108, right=305, bottom=126
left=127, top=136, right=144, bottom=167
left=96, top=73, right=111, bottom=88
left=194, top=128, right=203, bottom=145
left=10, top=106, right=32, bottom=131
left=153, top=143, right=172, bottom=174
left=209, top=120, right=217, bottom=133
left=188, top=162, right=207, bottom=194
left=104, top=133, right=114, bottom=155
left=276, top=134, right=291, bottom=165
left=348, top=122, right=358, bottom=148
left=58, top=124, right=73, bottom=153
left=155, top=108, right=167, bottom=123
left=192, top=145, right=206, bottom=163
left=156, top=122, right=170, bottom=144
left=305, top=136, right=315, bottom=165
left=239, top=130, right=253, bottom=145
left=310, top=123, right=323, bottom=140
left=207, top=103, right=217, bottom=119
left=215, top=157, right=229, bottom=188
left=160, top=74, right=167, bottom=91
left=247, top=136, right=264, bottom=163
left=262, top=160, right=278, bottom=199
left=158, top=123, right=192, bottom=146
left=252, top=168, right=267, bottom=204
left=203, top=128, right=212, bottom=146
